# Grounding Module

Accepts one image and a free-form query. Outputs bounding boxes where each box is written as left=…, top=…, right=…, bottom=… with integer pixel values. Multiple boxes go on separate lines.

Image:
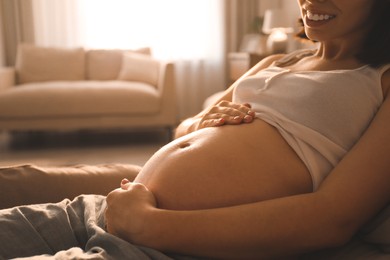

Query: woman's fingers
left=105, top=182, right=157, bottom=242
left=217, top=101, right=255, bottom=121
left=198, top=101, right=255, bottom=128
left=198, top=118, right=225, bottom=128
left=121, top=178, right=130, bottom=189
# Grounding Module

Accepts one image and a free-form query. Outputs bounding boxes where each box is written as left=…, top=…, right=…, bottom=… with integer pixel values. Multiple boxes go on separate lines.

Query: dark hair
left=296, top=0, right=390, bottom=67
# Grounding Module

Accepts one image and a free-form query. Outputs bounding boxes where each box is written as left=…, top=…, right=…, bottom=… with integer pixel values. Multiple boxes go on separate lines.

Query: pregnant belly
left=134, top=120, right=312, bottom=210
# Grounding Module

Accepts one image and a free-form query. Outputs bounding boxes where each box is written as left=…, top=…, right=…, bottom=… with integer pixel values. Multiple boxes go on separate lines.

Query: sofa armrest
left=157, top=61, right=174, bottom=92
left=0, top=67, right=16, bottom=90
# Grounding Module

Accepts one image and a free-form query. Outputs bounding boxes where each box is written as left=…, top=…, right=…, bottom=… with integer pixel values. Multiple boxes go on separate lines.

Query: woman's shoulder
left=382, top=66, right=390, bottom=98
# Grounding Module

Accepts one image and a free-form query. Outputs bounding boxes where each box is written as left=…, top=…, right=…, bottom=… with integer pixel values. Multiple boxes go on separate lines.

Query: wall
left=0, top=3, right=5, bottom=66
left=258, top=0, right=300, bottom=20
left=258, top=0, right=282, bottom=16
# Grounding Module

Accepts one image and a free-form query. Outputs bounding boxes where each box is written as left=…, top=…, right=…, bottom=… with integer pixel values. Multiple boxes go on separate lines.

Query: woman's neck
left=315, top=27, right=368, bottom=62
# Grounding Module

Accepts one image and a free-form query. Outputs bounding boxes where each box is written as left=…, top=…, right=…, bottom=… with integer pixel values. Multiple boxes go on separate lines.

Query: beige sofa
left=0, top=44, right=177, bottom=136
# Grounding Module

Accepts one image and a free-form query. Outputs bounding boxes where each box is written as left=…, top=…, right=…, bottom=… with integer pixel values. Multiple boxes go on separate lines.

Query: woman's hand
left=175, top=100, right=255, bottom=138
left=105, top=179, right=156, bottom=244
left=197, top=101, right=255, bottom=129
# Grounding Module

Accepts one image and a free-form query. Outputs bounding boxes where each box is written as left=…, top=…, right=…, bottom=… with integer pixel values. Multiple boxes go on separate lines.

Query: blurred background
left=0, top=0, right=308, bottom=119
left=0, top=0, right=313, bottom=167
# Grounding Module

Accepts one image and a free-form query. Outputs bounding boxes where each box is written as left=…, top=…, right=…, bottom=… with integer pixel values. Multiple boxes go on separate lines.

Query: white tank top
left=233, top=49, right=390, bottom=190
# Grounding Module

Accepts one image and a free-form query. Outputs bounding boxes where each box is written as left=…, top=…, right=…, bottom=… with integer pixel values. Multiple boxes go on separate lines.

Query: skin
left=105, top=0, right=390, bottom=258
left=132, top=111, right=311, bottom=210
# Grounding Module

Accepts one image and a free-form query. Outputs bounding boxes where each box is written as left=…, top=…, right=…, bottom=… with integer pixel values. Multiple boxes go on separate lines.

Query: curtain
left=32, top=0, right=81, bottom=47
left=0, top=0, right=35, bottom=66
left=224, top=0, right=259, bottom=53
left=0, top=2, right=5, bottom=66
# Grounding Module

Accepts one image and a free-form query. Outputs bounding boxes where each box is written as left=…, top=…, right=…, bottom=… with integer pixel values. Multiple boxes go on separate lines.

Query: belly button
left=179, top=142, right=191, bottom=149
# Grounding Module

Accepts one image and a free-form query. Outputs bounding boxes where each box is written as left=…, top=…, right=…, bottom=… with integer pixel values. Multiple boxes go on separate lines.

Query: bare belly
left=134, top=120, right=312, bottom=210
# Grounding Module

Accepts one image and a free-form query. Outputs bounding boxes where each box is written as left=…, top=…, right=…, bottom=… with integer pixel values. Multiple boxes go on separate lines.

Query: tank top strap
left=378, top=64, right=390, bottom=76
left=273, top=48, right=317, bottom=67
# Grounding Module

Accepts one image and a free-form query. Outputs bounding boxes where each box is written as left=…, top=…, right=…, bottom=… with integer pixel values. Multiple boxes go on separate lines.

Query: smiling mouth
left=306, top=10, right=335, bottom=21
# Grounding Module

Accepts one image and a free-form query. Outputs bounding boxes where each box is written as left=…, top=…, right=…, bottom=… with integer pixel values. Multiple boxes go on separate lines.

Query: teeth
left=307, top=11, right=334, bottom=21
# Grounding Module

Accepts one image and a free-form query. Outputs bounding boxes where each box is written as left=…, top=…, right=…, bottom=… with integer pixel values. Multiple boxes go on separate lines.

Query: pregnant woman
left=106, top=0, right=390, bottom=258
left=1, top=0, right=390, bottom=259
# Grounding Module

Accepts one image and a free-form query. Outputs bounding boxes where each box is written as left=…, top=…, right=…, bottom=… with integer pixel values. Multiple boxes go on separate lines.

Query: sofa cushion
left=118, top=53, right=160, bottom=87
left=0, top=81, right=160, bottom=118
left=15, top=44, right=85, bottom=84
left=86, top=48, right=151, bottom=81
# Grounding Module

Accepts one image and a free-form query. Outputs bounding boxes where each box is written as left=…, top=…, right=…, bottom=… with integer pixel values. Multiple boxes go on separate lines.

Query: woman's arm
left=106, top=70, right=390, bottom=259
left=174, top=54, right=284, bottom=139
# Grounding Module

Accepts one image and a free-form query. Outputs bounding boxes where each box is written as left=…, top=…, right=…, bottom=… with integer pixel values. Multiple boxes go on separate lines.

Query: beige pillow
left=16, top=44, right=85, bottom=84
left=86, top=47, right=151, bottom=80
left=117, top=52, right=160, bottom=87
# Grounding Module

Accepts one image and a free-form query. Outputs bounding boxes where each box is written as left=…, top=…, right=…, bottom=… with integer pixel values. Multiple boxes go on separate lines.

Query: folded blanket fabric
left=0, top=194, right=196, bottom=260
left=0, top=164, right=141, bottom=209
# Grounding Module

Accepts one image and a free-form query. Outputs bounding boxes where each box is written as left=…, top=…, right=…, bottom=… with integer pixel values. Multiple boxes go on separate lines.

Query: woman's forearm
left=174, top=117, right=201, bottom=139
left=143, top=193, right=347, bottom=259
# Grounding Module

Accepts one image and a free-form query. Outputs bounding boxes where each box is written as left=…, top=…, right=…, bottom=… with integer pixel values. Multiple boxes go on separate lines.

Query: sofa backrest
left=14, top=44, right=158, bottom=86
left=15, top=44, right=86, bottom=84
left=85, top=47, right=151, bottom=80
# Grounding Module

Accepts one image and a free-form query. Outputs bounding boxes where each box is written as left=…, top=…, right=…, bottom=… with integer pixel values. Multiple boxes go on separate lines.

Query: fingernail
left=121, top=178, right=130, bottom=184
left=215, top=118, right=225, bottom=125
left=244, top=115, right=253, bottom=122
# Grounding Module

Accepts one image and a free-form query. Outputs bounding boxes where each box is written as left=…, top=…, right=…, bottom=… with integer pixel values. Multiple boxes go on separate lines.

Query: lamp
left=262, top=9, right=293, bottom=54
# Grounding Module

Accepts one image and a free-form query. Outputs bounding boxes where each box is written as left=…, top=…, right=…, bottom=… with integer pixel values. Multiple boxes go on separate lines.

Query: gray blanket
left=0, top=194, right=389, bottom=259
left=0, top=195, right=196, bottom=260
